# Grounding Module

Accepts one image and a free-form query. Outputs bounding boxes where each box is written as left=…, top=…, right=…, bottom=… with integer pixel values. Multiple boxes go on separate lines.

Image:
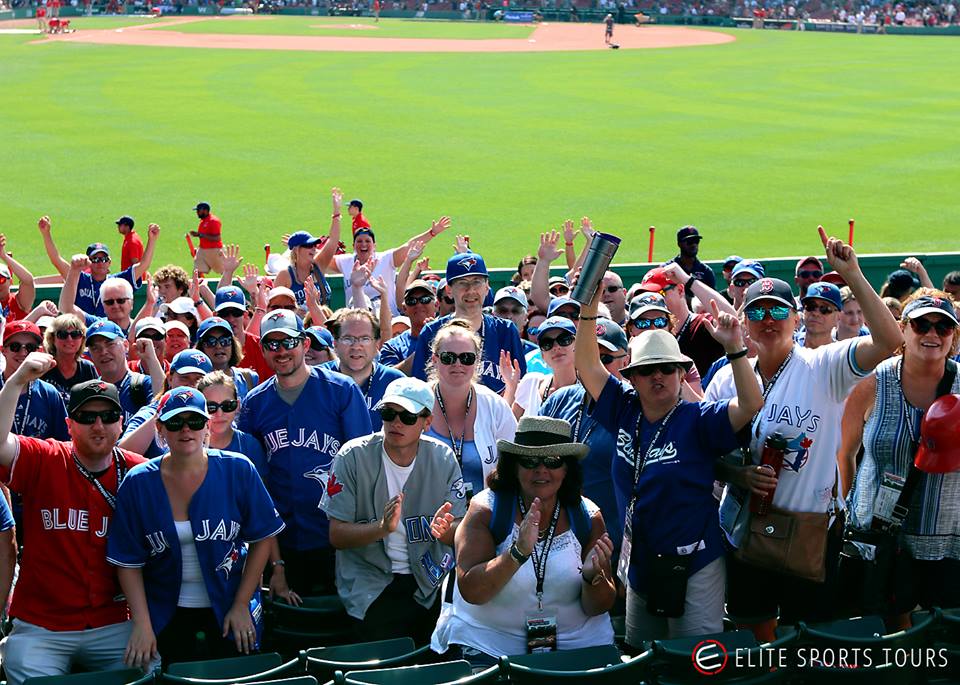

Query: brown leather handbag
left=734, top=505, right=832, bottom=583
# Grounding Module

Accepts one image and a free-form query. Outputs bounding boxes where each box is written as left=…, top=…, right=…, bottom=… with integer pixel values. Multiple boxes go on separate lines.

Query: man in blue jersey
left=411, top=253, right=527, bottom=394
left=86, top=320, right=153, bottom=423
left=377, top=279, right=438, bottom=373
left=237, top=309, right=372, bottom=601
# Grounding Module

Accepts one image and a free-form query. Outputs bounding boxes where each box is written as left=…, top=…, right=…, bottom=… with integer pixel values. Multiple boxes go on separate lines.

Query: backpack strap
left=489, top=489, right=518, bottom=547
left=129, top=373, right=149, bottom=410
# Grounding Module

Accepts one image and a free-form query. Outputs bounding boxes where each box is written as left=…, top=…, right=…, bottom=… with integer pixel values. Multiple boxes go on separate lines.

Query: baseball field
left=0, top=16, right=956, bottom=272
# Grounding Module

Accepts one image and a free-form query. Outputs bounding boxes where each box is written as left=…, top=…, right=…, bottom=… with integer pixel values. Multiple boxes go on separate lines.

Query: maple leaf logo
left=326, top=473, right=343, bottom=497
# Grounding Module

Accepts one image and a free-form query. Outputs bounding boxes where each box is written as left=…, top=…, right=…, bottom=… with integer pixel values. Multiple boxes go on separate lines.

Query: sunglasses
left=630, top=362, right=682, bottom=377
left=206, top=399, right=239, bottom=414
left=681, top=237, right=702, bottom=244
left=517, top=455, right=565, bottom=470
left=379, top=407, right=424, bottom=425
left=603, top=285, right=622, bottom=294
left=90, top=256, right=111, bottom=264
left=797, top=270, right=823, bottom=279
left=496, top=307, right=525, bottom=317
left=4, top=342, right=40, bottom=353
left=71, top=408, right=122, bottom=425
left=549, top=285, right=570, bottom=295
left=803, top=302, right=837, bottom=316
left=103, top=298, right=129, bottom=307
left=745, top=306, right=792, bottom=322
left=201, top=335, right=233, bottom=348
left=733, top=278, right=757, bottom=288
left=538, top=333, right=575, bottom=352
left=441, top=296, right=455, bottom=305
left=162, top=414, right=209, bottom=432
left=262, top=336, right=303, bottom=352
left=219, top=309, right=244, bottom=319
left=632, top=316, right=669, bottom=330
left=555, top=310, right=580, bottom=322
left=438, top=351, right=477, bottom=366
left=659, top=285, right=677, bottom=295
left=910, top=317, right=957, bottom=337
left=137, top=332, right=165, bottom=342
left=56, top=330, right=84, bottom=340
left=404, top=294, right=435, bottom=307
left=600, top=353, right=628, bottom=365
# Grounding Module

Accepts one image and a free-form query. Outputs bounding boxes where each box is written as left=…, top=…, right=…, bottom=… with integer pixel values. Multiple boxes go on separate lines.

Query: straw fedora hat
left=496, top=416, right=589, bottom=460
left=621, top=329, right=694, bottom=376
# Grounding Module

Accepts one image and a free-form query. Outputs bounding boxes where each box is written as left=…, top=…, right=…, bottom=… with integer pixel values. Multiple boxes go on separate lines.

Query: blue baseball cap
left=170, top=349, right=213, bottom=376
left=86, top=242, right=110, bottom=258
left=288, top=231, right=322, bottom=250
left=547, top=296, right=581, bottom=317
left=215, top=286, right=247, bottom=313
left=533, top=316, right=577, bottom=338
left=802, top=282, right=843, bottom=311
left=375, top=377, right=434, bottom=415
left=732, top=260, right=765, bottom=281
left=445, top=252, right=488, bottom=284
left=85, top=319, right=124, bottom=342
left=260, top=309, right=304, bottom=338
left=157, top=387, right=210, bottom=422
left=305, top=326, right=334, bottom=350
left=197, top=317, right=233, bottom=341
left=723, top=255, right=743, bottom=269
left=494, top=286, right=528, bottom=309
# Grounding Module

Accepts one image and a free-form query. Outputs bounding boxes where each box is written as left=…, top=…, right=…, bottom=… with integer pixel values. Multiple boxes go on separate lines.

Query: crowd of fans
left=0, top=190, right=956, bottom=679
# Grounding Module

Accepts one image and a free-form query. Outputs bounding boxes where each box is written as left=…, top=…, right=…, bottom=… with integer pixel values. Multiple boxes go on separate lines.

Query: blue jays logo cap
left=85, top=319, right=124, bottom=342
left=446, top=252, right=488, bottom=283
left=494, top=286, right=528, bottom=309
left=744, top=278, right=797, bottom=310
left=903, top=295, right=959, bottom=324
left=86, top=242, right=110, bottom=258
left=157, top=387, right=210, bottom=423
left=547, top=296, right=581, bottom=317
left=595, top=318, right=628, bottom=352
left=67, top=379, right=121, bottom=415
left=197, top=317, right=233, bottom=341
left=170, top=349, right=213, bottom=376
left=732, top=259, right=765, bottom=280
left=215, top=286, right=247, bottom=313
left=260, top=309, right=304, bottom=338
left=802, top=282, right=843, bottom=311
left=288, top=231, right=322, bottom=250
left=532, top=316, right=577, bottom=338
left=629, top=292, right=670, bottom=320
left=305, top=326, right=334, bottom=350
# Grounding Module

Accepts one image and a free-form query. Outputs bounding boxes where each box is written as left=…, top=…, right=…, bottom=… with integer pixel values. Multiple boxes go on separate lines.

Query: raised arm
left=58, top=255, right=89, bottom=319
left=317, top=188, right=344, bottom=272
left=391, top=216, right=451, bottom=267
left=37, top=216, right=70, bottom=279
left=395, top=240, right=424, bottom=301
left=561, top=220, right=577, bottom=270
left=0, top=353, right=56, bottom=465
left=370, top=276, right=392, bottom=344
left=900, top=257, right=934, bottom=290
left=701, top=301, right=762, bottom=431
left=530, top=231, right=563, bottom=314
left=127, top=278, right=158, bottom=353
left=0, top=234, right=35, bottom=313
left=133, top=224, right=160, bottom=283
left=661, top=262, right=737, bottom=318
left=573, top=286, right=611, bottom=401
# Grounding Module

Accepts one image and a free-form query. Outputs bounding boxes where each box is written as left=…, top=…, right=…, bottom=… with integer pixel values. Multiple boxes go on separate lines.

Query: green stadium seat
left=499, top=647, right=654, bottom=685
left=300, top=639, right=430, bottom=682
left=264, top=596, right=356, bottom=656
left=332, top=660, right=480, bottom=685
left=651, top=630, right=758, bottom=681
left=25, top=669, right=153, bottom=685
left=162, top=652, right=300, bottom=684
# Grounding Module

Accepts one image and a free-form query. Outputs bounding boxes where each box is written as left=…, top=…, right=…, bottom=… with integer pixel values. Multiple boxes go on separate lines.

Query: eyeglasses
left=338, top=335, right=374, bottom=346
left=161, top=414, right=208, bottom=431
left=452, top=277, right=487, bottom=291
left=379, top=407, right=423, bottom=425
left=797, top=270, right=823, bottom=280
left=517, top=455, right=565, bottom=470
left=71, top=408, right=122, bottom=425
left=745, top=306, right=792, bottom=322
left=630, top=362, right=682, bottom=377
left=103, top=298, right=129, bottom=307
left=262, top=336, right=303, bottom=352
left=90, top=256, right=111, bottom=264
left=603, top=285, right=623, bottom=294
left=404, top=294, right=435, bottom=307
left=803, top=302, right=837, bottom=316
left=438, top=351, right=477, bottom=366
left=201, top=335, right=233, bottom=348
left=538, top=333, right=575, bottom=352
left=4, top=342, right=40, bottom=353
left=733, top=278, right=757, bottom=288
left=910, top=317, right=957, bottom=337
left=137, top=332, right=165, bottom=342
left=632, top=316, right=669, bottom=330
left=206, top=399, right=239, bottom=414
left=600, top=353, right=628, bottom=365
left=55, top=330, right=84, bottom=340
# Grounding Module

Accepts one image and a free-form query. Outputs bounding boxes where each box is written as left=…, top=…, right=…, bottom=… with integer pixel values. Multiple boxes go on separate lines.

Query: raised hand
left=429, top=501, right=455, bottom=539
left=818, top=225, right=859, bottom=277
left=15, top=352, right=56, bottom=383
left=349, top=261, right=372, bottom=289
left=538, top=230, right=563, bottom=263
left=580, top=216, right=595, bottom=240
left=498, top=350, right=521, bottom=389
left=516, top=497, right=541, bottom=556
left=562, top=219, right=575, bottom=246
left=660, top=261, right=690, bottom=286
left=222, top=244, right=243, bottom=273
left=70, top=254, right=91, bottom=272
left=144, top=275, right=158, bottom=307
left=135, top=338, right=158, bottom=362
left=38, top=300, right=58, bottom=317
left=148, top=223, right=160, bottom=239
left=332, top=187, right=343, bottom=213
left=431, top=216, right=451, bottom=238
left=380, top=494, right=404, bottom=535
left=303, top=275, right=320, bottom=307
left=415, top=256, right=430, bottom=274
left=581, top=532, right=613, bottom=584
left=702, top=299, right=742, bottom=352
left=0, top=234, right=8, bottom=260
left=189, top=269, right=202, bottom=301
left=369, top=275, right=388, bottom=298
left=240, top=264, right=259, bottom=294
left=407, top=239, right=425, bottom=263
left=453, top=234, right=470, bottom=254
left=37, top=216, right=51, bottom=235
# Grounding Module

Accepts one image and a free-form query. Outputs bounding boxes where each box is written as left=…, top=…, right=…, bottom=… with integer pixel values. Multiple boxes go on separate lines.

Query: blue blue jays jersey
left=75, top=266, right=140, bottom=318
left=116, top=371, right=153, bottom=424
left=0, top=377, right=69, bottom=441
left=106, top=450, right=284, bottom=641
left=319, top=361, right=404, bottom=431
left=237, top=367, right=372, bottom=551
left=377, top=331, right=416, bottom=368
left=232, top=367, right=259, bottom=403
left=410, top=314, right=527, bottom=395
left=227, top=429, right=267, bottom=479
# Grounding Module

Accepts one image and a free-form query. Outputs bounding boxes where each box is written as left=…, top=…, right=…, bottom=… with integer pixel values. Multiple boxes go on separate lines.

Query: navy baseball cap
left=595, top=318, right=629, bottom=352
left=193, top=202, right=211, bottom=212
left=629, top=292, right=670, bottom=320
left=743, top=278, right=797, bottom=310
left=533, top=316, right=577, bottom=338
left=677, top=226, right=701, bottom=242
left=349, top=199, right=363, bottom=210
left=353, top=228, right=376, bottom=242
left=68, top=379, right=121, bottom=415
left=802, top=282, right=843, bottom=311
left=157, top=387, right=210, bottom=422
left=170, top=349, right=213, bottom=376
left=903, top=295, right=959, bottom=324
left=494, top=286, right=528, bottom=309
left=305, top=326, right=334, bottom=350
left=86, top=243, right=110, bottom=258
left=887, top=269, right=921, bottom=291
left=115, top=215, right=135, bottom=229
left=547, top=296, right=581, bottom=317
left=260, top=309, right=304, bottom=338
left=446, top=252, right=488, bottom=283
left=732, top=260, right=765, bottom=280
left=723, top=255, right=743, bottom=269
left=86, top=319, right=124, bottom=342
left=288, top=231, right=322, bottom=250
left=215, top=286, right=247, bottom=313
left=197, top=317, right=233, bottom=340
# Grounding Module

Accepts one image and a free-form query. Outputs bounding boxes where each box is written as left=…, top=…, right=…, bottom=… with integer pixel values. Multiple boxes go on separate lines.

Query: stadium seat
left=650, top=629, right=758, bottom=681
left=332, top=660, right=485, bottom=685
left=300, top=638, right=430, bottom=682
left=264, top=596, right=356, bottom=655
left=25, top=669, right=154, bottom=685
left=163, top=652, right=300, bottom=684
left=499, top=647, right=654, bottom=684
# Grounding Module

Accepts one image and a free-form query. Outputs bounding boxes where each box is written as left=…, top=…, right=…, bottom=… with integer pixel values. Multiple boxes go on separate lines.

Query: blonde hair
left=44, top=313, right=86, bottom=361
left=897, top=288, right=960, bottom=358
left=198, top=370, right=237, bottom=399
left=427, top=319, right=482, bottom=383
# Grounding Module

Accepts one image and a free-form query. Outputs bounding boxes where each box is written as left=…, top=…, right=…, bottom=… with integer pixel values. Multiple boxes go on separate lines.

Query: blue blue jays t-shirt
left=411, top=314, right=527, bottom=395
left=320, top=361, right=405, bottom=431
left=593, top=375, right=737, bottom=592
left=107, top=451, right=285, bottom=641
left=0, top=377, right=69, bottom=441
left=237, top=366, right=373, bottom=551
left=75, top=266, right=140, bottom=318
left=540, top=382, right=622, bottom=549
left=377, top=331, right=417, bottom=368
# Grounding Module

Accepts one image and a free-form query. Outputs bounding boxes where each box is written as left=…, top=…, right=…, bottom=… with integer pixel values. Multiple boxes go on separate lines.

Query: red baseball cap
left=3, top=320, right=42, bottom=344
left=638, top=267, right=672, bottom=293
left=915, top=394, right=960, bottom=474
left=795, top=256, right=823, bottom=275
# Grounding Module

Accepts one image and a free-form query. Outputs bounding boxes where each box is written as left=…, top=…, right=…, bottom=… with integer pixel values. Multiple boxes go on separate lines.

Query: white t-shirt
left=381, top=448, right=416, bottom=574
left=706, top=339, right=867, bottom=516
left=334, top=248, right=399, bottom=315
left=514, top=372, right=550, bottom=418
left=176, top=520, right=212, bottom=608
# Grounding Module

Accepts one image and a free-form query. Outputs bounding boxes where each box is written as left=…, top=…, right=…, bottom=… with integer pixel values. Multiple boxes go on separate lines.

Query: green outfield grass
left=0, top=21, right=956, bottom=274
left=152, top=15, right=536, bottom=39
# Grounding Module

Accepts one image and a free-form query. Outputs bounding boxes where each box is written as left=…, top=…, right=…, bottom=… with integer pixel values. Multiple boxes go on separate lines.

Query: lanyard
left=72, top=447, right=128, bottom=510
left=517, top=495, right=561, bottom=610
left=434, top=385, right=474, bottom=465
left=751, top=348, right=794, bottom=440
left=571, top=388, right=595, bottom=444
left=628, top=401, right=681, bottom=517
left=675, top=313, right=693, bottom=341
left=539, top=376, right=554, bottom=405
left=13, top=381, right=33, bottom=437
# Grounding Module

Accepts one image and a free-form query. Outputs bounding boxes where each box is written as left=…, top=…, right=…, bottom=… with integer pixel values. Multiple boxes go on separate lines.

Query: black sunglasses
left=162, top=414, right=208, bottom=431
left=549, top=286, right=570, bottom=295
left=262, top=336, right=303, bottom=352
left=201, top=335, right=233, bottom=348
left=71, top=408, right=123, bottom=425
left=797, top=270, right=823, bottom=279
left=5, top=342, right=40, bottom=353
left=404, top=294, right=435, bottom=307
left=438, top=351, right=477, bottom=366
left=538, top=333, right=575, bottom=352
left=629, top=362, right=682, bottom=377
left=600, top=353, right=627, bottom=365
left=732, top=278, right=757, bottom=288
left=219, top=309, right=244, bottom=319
left=56, top=330, right=84, bottom=340
left=207, top=399, right=239, bottom=414
left=910, top=317, right=957, bottom=337
left=90, top=255, right=111, bottom=264
left=517, top=455, right=565, bottom=470
left=803, top=302, right=837, bottom=315
left=379, top=407, right=424, bottom=425
left=103, top=298, right=129, bottom=307
left=603, top=285, right=622, bottom=294
left=137, top=332, right=165, bottom=342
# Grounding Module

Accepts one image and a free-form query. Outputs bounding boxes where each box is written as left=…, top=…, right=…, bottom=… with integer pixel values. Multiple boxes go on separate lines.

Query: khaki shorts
left=194, top=247, right=224, bottom=275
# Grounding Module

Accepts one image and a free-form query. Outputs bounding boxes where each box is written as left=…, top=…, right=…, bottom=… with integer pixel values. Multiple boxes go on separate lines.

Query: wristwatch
left=509, top=543, right=530, bottom=566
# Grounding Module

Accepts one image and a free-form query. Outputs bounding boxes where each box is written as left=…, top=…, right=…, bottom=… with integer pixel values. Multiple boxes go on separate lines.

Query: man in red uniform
left=190, top=201, right=224, bottom=275
left=0, top=363, right=146, bottom=684
left=0, top=234, right=35, bottom=322
left=115, top=215, right=144, bottom=272
left=348, top=198, right=371, bottom=232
